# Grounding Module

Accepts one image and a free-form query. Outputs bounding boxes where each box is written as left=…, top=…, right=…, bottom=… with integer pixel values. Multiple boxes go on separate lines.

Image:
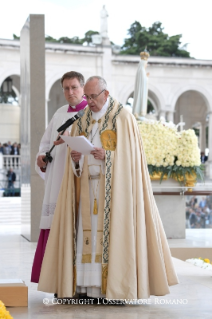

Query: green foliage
left=82, top=30, right=99, bottom=44
left=13, top=34, right=20, bottom=40
left=45, top=35, right=58, bottom=43
left=58, top=36, right=83, bottom=44
left=121, top=21, right=190, bottom=57
left=45, top=30, right=99, bottom=45
left=193, top=127, right=200, bottom=137
left=13, top=33, right=84, bottom=45
left=12, top=21, right=190, bottom=58
left=206, top=126, right=208, bottom=147
left=147, top=100, right=155, bottom=114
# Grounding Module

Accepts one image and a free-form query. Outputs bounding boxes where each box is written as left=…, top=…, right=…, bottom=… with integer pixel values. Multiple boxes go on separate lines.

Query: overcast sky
left=1, top=0, right=212, bottom=60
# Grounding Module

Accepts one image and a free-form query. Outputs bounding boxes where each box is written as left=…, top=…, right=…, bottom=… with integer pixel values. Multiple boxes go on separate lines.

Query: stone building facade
left=1, top=38, right=212, bottom=175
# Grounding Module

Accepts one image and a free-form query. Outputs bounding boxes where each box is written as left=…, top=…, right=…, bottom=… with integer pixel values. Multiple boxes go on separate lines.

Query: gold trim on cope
left=101, top=264, right=108, bottom=294
left=100, top=130, right=117, bottom=151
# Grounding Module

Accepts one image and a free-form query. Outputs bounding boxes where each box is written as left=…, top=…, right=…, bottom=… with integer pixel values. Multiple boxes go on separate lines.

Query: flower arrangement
left=0, top=301, right=13, bottom=319
left=138, top=120, right=204, bottom=184
left=186, top=258, right=212, bottom=271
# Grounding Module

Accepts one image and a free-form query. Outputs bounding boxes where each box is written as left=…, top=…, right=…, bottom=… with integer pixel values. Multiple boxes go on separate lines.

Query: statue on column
left=132, top=49, right=150, bottom=118
left=100, top=5, right=109, bottom=38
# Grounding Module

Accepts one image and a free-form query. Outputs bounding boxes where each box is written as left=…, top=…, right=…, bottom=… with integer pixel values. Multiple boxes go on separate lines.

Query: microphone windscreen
left=78, top=109, right=85, bottom=118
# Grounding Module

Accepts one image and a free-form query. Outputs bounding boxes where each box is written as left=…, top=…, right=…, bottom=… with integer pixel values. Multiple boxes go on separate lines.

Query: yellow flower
left=204, top=258, right=210, bottom=263
left=0, top=300, right=13, bottom=319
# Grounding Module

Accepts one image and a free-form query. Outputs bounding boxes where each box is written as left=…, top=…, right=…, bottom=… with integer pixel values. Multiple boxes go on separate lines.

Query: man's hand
left=37, top=155, right=46, bottom=168
left=90, top=147, right=105, bottom=160
left=71, top=150, right=82, bottom=163
left=54, top=130, right=69, bottom=146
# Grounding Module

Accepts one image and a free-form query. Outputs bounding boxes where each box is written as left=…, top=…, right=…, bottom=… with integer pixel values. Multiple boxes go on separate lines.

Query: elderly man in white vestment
left=31, top=71, right=87, bottom=283
left=38, top=76, right=179, bottom=301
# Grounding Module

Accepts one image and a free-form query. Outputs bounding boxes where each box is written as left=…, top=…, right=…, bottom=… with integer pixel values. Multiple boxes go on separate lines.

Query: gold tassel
left=93, top=198, right=98, bottom=215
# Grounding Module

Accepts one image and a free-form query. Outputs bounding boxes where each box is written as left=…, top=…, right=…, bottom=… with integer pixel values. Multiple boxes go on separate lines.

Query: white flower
left=138, top=122, right=200, bottom=169
left=186, top=258, right=212, bottom=271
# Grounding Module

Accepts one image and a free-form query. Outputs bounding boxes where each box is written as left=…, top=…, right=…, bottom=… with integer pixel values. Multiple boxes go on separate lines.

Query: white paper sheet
left=60, top=135, right=95, bottom=155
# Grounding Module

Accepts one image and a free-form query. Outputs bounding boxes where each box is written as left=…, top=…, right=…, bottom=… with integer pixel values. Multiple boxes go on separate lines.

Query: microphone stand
left=40, top=109, right=85, bottom=172
left=41, top=128, right=66, bottom=172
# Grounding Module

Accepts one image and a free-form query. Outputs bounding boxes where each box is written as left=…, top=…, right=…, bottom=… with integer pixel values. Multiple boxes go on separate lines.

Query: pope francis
left=38, top=76, right=179, bottom=301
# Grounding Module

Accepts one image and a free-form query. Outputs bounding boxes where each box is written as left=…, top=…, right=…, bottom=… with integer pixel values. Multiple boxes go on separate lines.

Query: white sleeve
left=71, top=154, right=84, bottom=177
left=39, top=116, right=55, bottom=154
left=35, top=116, right=55, bottom=180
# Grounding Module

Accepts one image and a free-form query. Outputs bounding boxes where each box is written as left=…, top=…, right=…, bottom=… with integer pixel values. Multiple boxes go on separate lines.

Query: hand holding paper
left=90, top=147, right=105, bottom=160
left=60, top=135, right=95, bottom=155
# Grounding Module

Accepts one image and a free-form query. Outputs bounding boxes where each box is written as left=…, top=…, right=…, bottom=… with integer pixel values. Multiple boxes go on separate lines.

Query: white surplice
left=72, top=99, right=109, bottom=298
left=35, top=104, right=79, bottom=229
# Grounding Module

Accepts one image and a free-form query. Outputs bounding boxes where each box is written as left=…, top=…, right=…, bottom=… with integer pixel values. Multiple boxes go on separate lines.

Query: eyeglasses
left=84, top=89, right=105, bottom=101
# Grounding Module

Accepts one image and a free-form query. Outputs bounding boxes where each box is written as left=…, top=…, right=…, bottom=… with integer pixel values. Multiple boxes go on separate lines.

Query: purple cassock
left=31, top=99, right=87, bottom=283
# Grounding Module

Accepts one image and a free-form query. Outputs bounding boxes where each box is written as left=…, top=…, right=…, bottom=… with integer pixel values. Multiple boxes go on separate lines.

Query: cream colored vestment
left=38, top=97, right=179, bottom=299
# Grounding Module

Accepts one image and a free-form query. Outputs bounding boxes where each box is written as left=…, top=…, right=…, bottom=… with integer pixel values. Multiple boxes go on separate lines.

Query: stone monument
left=132, top=50, right=150, bottom=118
left=100, top=5, right=110, bottom=45
left=20, top=15, right=45, bottom=241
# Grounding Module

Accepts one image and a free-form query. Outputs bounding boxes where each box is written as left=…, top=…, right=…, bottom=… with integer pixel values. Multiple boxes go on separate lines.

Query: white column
left=208, top=113, right=212, bottom=160
left=20, top=15, right=45, bottom=241
left=159, top=110, right=166, bottom=120
left=207, top=113, right=212, bottom=178
left=45, top=98, right=48, bottom=128
left=200, top=122, right=206, bottom=152
left=167, top=111, right=174, bottom=123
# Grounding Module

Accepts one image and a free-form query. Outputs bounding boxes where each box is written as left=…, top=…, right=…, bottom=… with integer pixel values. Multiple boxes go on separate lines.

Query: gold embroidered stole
left=80, top=157, right=105, bottom=264
left=95, top=172, right=105, bottom=263
left=80, top=156, right=92, bottom=263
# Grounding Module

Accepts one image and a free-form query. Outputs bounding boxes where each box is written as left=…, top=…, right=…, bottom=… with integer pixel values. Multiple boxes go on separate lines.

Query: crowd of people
left=0, top=141, right=21, bottom=168
left=0, top=141, right=21, bottom=156
left=0, top=141, right=20, bottom=196
left=186, top=196, right=212, bottom=229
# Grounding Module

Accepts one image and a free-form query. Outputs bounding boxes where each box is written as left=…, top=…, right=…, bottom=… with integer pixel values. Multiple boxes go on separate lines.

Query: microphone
left=41, top=109, right=86, bottom=170
left=57, top=109, right=85, bottom=132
